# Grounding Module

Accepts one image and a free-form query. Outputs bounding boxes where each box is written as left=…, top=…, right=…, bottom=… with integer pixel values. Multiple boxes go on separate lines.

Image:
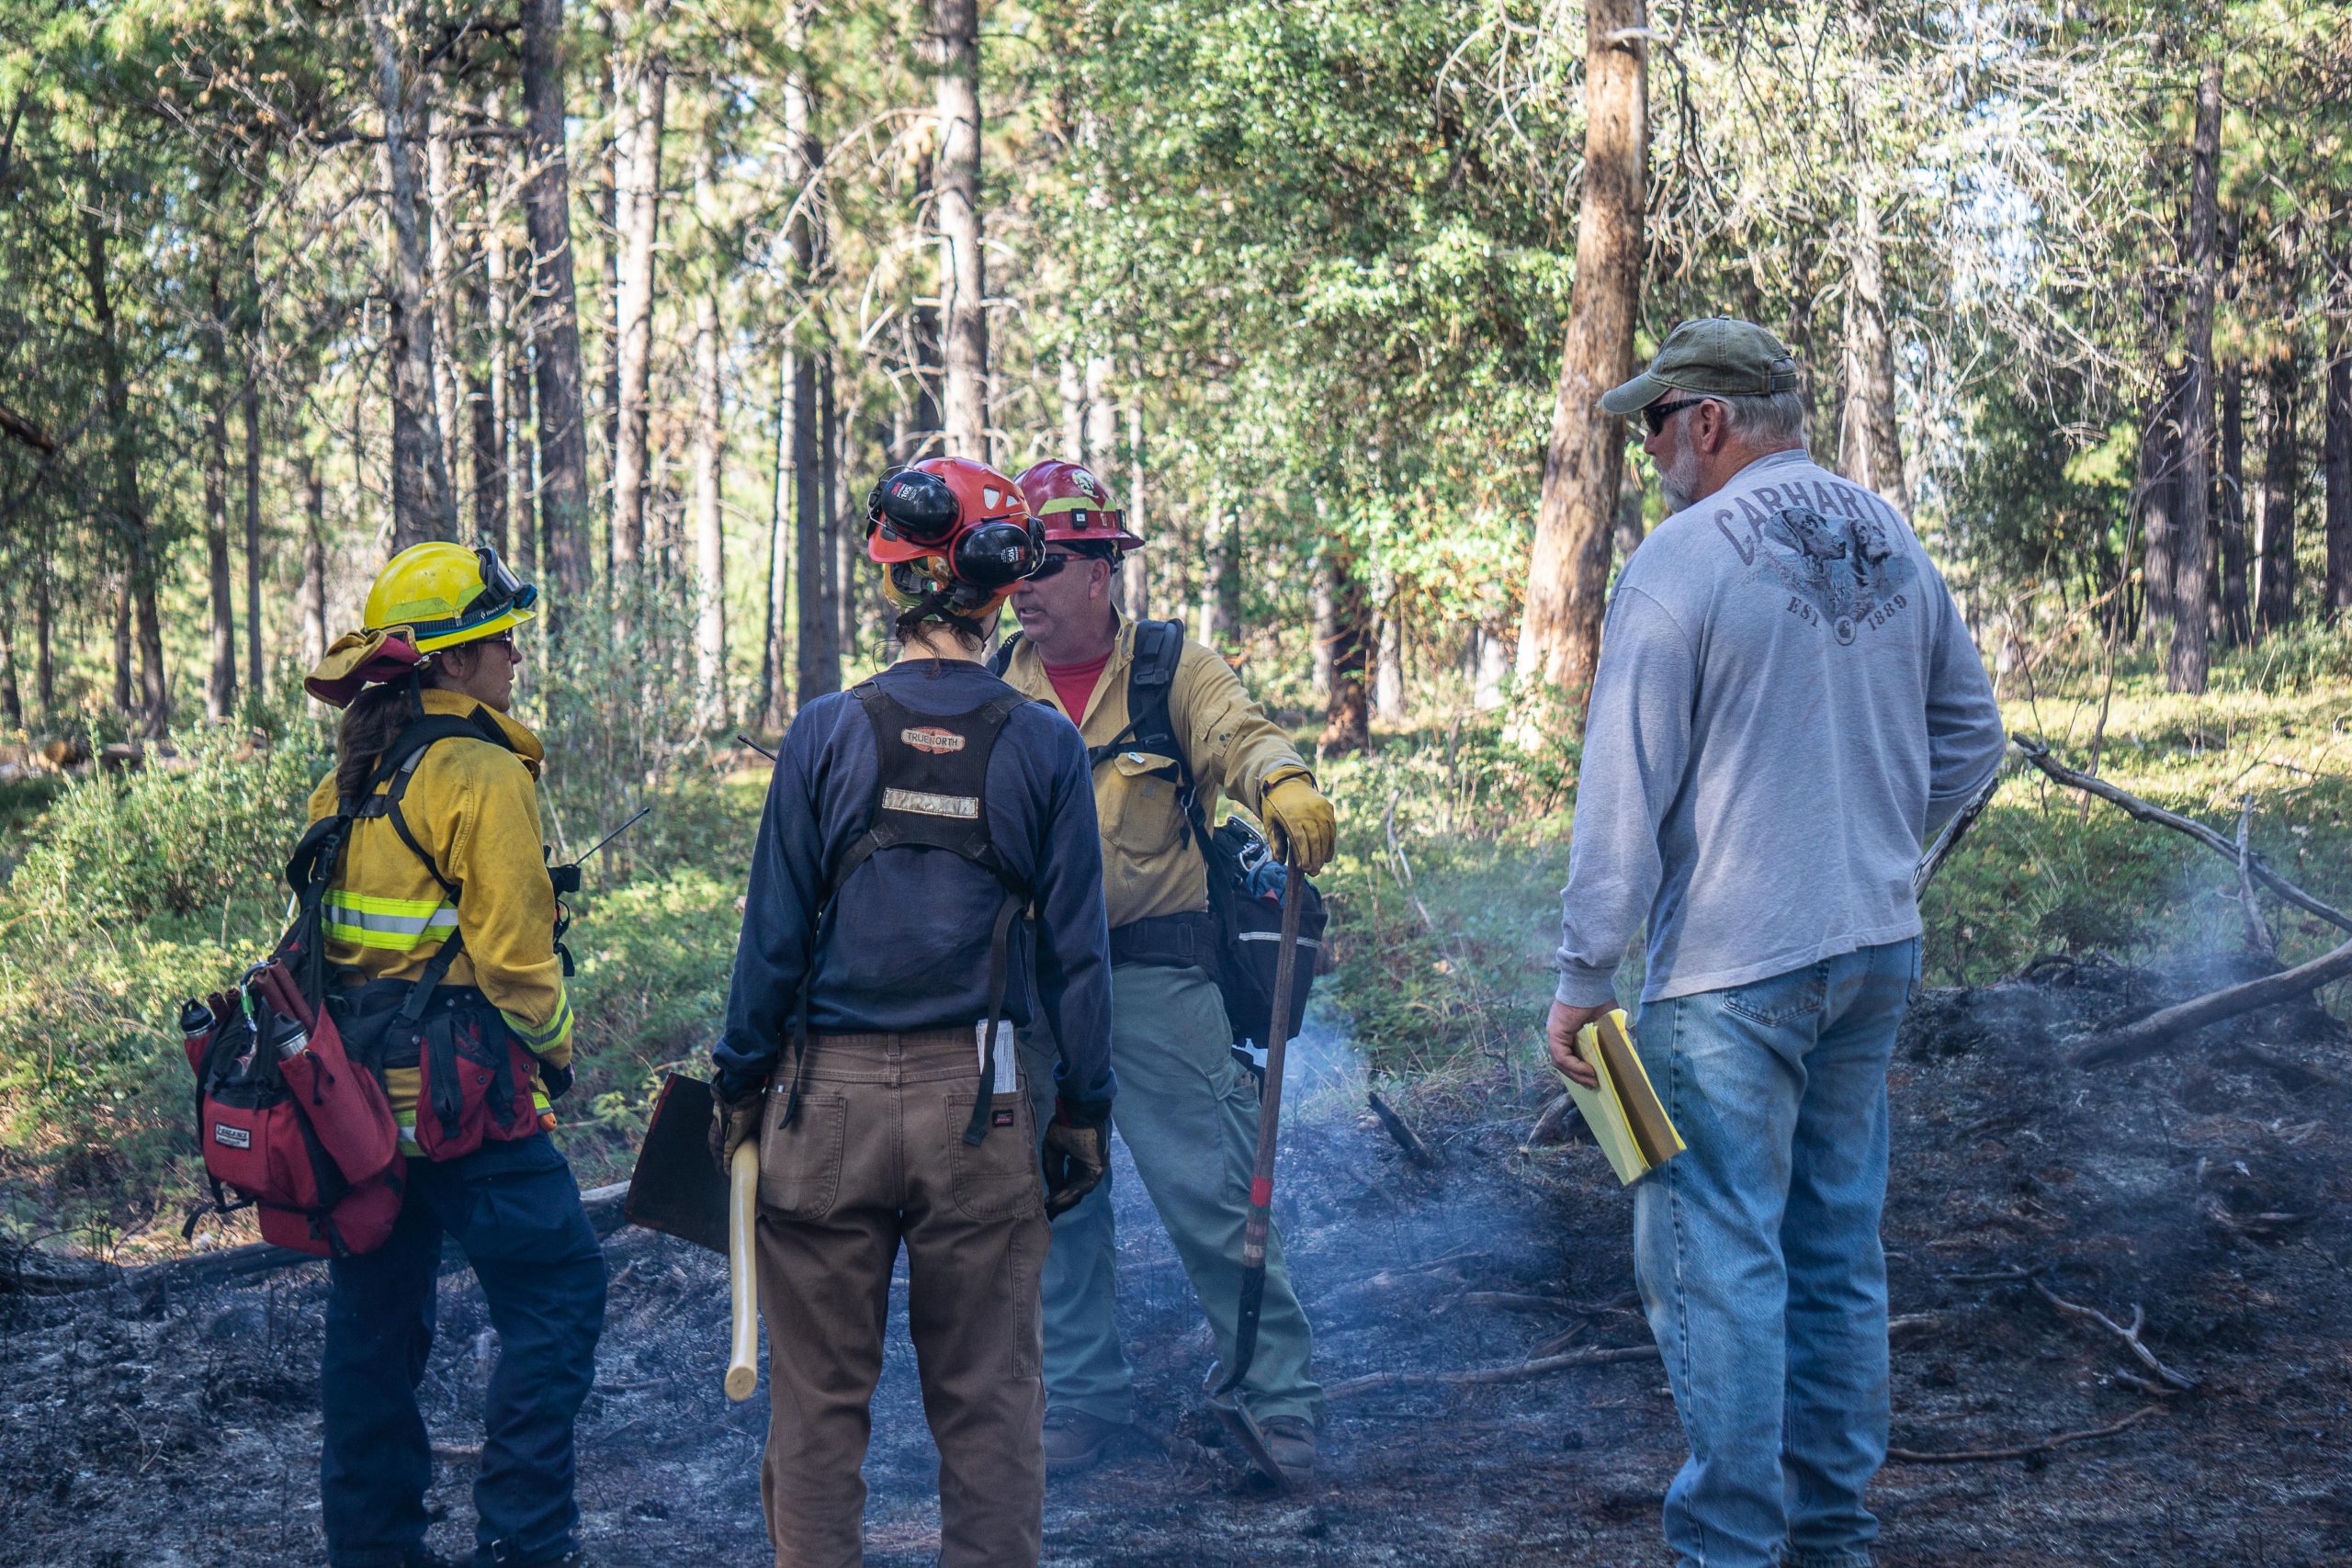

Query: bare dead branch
left=1526, top=1091, right=1577, bottom=1145
left=1325, top=1343, right=1657, bottom=1401
left=2235, top=795, right=2275, bottom=957
left=2026, top=1277, right=2198, bottom=1391
left=1914, top=761, right=2006, bottom=896
left=1886, top=1404, right=2164, bottom=1464
left=2071, top=933, right=2352, bottom=1067
left=2012, top=734, right=2352, bottom=936
left=1368, top=1090, right=1442, bottom=1168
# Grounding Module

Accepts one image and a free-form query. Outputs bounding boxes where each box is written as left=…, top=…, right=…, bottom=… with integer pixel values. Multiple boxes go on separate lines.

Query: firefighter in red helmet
left=711, top=455, right=1116, bottom=1566
left=997, top=458, right=1337, bottom=1483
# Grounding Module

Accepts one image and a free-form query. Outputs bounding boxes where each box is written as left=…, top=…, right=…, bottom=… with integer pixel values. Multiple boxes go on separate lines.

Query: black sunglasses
left=1641, top=397, right=1710, bottom=436
left=1026, top=550, right=1108, bottom=582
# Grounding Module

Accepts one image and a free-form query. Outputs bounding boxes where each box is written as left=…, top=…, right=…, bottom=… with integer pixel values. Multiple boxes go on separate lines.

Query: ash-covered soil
left=4, top=965, right=2349, bottom=1567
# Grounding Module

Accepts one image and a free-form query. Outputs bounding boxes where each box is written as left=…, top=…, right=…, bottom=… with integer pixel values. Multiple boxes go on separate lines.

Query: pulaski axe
left=1208, top=843, right=1307, bottom=1486
left=625, top=1073, right=762, bottom=1402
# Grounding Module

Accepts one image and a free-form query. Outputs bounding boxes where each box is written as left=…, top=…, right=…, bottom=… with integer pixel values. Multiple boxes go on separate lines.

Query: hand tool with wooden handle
left=1207, top=843, right=1307, bottom=1484
left=724, top=1138, right=760, bottom=1402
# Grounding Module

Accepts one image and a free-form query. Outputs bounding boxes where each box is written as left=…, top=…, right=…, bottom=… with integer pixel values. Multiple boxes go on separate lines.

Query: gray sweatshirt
left=1554, top=447, right=2005, bottom=1008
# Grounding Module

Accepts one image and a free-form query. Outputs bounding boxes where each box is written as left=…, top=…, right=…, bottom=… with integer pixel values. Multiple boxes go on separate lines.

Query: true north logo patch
left=213, top=1122, right=252, bottom=1150
left=901, top=726, right=966, bottom=754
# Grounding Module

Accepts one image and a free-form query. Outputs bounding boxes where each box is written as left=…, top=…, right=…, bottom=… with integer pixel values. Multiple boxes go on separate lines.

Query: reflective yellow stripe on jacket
left=322, top=890, right=459, bottom=951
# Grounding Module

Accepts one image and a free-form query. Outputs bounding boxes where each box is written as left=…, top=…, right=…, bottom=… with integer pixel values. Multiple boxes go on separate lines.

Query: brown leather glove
left=1041, top=1099, right=1111, bottom=1219
left=709, top=1082, right=764, bottom=1177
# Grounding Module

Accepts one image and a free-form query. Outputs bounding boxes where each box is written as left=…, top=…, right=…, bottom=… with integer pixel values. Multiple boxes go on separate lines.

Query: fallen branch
left=2235, top=795, right=2275, bottom=957
left=1367, top=1090, right=1442, bottom=1168
left=2070, top=933, right=2352, bottom=1067
left=83, top=1181, right=637, bottom=1296
left=2026, top=1276, right=2198, bottom=1391
left=1325, top=1343, right=1656, bottom=1401
left=1913, top=763, right=2006, bottom=896
left=1886, top=1404, right=2162, bottom=1465
left=2012, top=734, right=2352, bottom=936
left=1526, top=1091, right=1577, bottom=1146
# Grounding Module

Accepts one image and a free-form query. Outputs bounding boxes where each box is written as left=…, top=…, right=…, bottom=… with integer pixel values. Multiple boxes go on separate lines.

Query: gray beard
left=1659, top=445, right=1702, bottom=516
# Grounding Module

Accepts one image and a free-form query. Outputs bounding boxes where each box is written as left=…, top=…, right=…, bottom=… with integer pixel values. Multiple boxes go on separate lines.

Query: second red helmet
left=1013, top=459, right=1144, bottom=551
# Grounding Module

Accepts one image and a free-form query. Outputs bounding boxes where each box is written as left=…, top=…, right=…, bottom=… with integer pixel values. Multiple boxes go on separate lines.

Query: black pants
left=321, top=1134, right=606, bottom=1568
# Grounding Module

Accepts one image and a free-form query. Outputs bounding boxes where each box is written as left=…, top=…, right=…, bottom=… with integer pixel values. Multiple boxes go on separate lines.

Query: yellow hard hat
left=362, top=542, right=538, bottom=654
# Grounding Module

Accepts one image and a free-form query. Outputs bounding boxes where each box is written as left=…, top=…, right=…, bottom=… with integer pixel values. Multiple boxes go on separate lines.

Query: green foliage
left=12, top=724, right=329, bottom=931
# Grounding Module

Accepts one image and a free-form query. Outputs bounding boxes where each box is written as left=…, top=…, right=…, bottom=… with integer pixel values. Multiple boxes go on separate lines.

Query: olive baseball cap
left=1600, top=318, right=1802, bottom=414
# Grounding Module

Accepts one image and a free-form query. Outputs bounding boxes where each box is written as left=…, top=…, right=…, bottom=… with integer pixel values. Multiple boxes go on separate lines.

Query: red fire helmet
left=1013, top=458, right=1144, bottom=551
left=865, top=456, right=1045, bottom=618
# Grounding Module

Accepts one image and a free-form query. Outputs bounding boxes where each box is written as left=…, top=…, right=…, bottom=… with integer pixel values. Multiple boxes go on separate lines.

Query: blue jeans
left=321, top=1134, right=606, bottom=1568
left=1632, top=939, right=1918, bottom=1568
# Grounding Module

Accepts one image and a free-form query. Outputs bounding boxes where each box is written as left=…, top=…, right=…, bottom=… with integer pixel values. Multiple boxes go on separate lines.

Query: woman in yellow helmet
left=303, top=542, right=603, bottom=1568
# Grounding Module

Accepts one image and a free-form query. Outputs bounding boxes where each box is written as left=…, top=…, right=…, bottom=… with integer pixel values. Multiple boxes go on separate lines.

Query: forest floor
left=4, top=959, right=2349, bottom=1567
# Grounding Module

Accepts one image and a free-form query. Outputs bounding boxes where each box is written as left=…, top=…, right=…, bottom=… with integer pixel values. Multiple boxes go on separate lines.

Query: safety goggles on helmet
left=472, top=545, right=535, bottom=618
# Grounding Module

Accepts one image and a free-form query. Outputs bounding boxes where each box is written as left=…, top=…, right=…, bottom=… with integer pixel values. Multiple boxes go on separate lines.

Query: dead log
left=1886, top=1404, right=2162, bottom=1465
left=63, top=1181, right=637, bottom=1297
left=1367, top=1090, right=1442, bottom=1168
left=2013, top=734, right=2352, bottom=935
left=1325, top=1342, right=1656, bottom=1400
left=2070, top=933, right=2352, bottom=1068
left=1526, top=1091, right=1577, bottom=1146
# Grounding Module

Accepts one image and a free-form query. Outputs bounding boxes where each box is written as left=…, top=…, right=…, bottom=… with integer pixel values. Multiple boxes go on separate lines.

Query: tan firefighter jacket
left=304, top=687, right=574, bottom=1148
left=997, top=610, right=1311, bottom=931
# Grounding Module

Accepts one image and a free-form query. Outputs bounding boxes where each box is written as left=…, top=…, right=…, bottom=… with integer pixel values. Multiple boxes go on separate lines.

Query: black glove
left=1041, top=1099, right=1111, bottom=1219
left=709, top=1080, right=765, bottom=1178
left=538, top=1060, right=575, bottom=1101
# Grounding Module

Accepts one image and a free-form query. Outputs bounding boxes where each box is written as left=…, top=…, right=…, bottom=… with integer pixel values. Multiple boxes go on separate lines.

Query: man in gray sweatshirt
left=1546, top=319, right=2005, bottom=1568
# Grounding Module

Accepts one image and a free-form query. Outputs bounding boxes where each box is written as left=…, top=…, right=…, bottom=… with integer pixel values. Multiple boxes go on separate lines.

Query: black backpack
left=994, top=621, right=1325, bottom=1051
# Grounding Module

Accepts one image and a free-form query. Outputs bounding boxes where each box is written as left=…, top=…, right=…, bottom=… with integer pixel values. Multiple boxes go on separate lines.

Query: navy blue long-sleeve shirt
left=714, top=659, right=1115, bottom=1109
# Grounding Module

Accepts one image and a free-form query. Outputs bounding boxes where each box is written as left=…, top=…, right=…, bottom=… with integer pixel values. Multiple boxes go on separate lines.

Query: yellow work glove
left=1261, top=774, right=1336, bottom=875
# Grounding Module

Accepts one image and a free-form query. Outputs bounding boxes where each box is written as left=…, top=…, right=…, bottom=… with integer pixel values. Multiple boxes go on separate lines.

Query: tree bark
left=201, top=279, right=238, bottom=724
left=1057, top=355, right=1084, bottom=457
left=762, top=352, right=791, bottom=728
left=242, top=367, right=264, bottom=698
left=367, top=0, right=459, bottom=550
left=1123, top=389, right=1148, bottom=618
left=2327, top=242, right=2352, bottom=618
left=85, top=192, right=168, bottom=733
left=1310, top=550, right=1336, bottom=703
left=821, top=352, right=848, bottom=660
left=2167, top=59, right=2222, bottom=694
left=610, top=4, right=669, bottom=573
left=2219, top=363, right=2251, bottom=647
left=1838, top=174, right=1904, bottom=499
left=1515, top=0, right=1645, bottom=716
left=31, top=558, right=52, bottom=721
left=792, top=348, right=837, bottom=700
left=1374, top=600, right=1404, bottom=726
left=929, top=0, right=987, bottom=457
left=472, top=89, right=510, bottom=556
left=425, top=91, right=463, bottom=504
left=1318, top=555, right=1370, bottom=755
left=2137, top=366, right=2182, bottom=638
left=0, top=622, right=19, bottom=730
left=520, top=0, right=592, bottom=607
left=297, top=456, right=329, bottom=667
left=691, top=203, right=725, bottom=724
left=2256, top=352, right=2298, bottom=630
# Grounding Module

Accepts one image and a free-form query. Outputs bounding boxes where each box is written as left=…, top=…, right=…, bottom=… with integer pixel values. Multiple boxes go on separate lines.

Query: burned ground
left=3, top=967, right=2348, bottom=1567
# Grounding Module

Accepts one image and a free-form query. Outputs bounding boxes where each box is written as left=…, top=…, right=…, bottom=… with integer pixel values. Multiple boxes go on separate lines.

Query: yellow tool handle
left=724, top=1139, right=760, bottom=1402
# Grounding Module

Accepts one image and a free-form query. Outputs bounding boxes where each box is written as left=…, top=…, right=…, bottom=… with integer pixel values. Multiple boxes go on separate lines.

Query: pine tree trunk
left=1123, top=390, right=1148, bottom=618
left=520, top=0, right=592, bottom=606
left=1057, top=355, right=1084, bottom=457
left=298, top=456, right=329, bottom=667
left=1310, top=551, right=1335, bottom=703
left=610, top=9, right=668, bottom=574
left=691, top=211, right=725, bottom=724
left=242, top=370, right=264, bottom=696
left=1317, top=556, right=1369, bottom=755
left=1374, top=598, right=1404, bottom=726
left=2219, top=363, right=2251, bottom=646
left=368, top=0, right=459, bottom=549
left=1838, top=175, right=1904, bottom=499
left=425, top=92, right=463, bottom=503
left=761, top=349, right=791, bottom=729
left=0, top=622, right=19, bottom=730
left=32, top=560, right=53, bottom=722
left=202, top=279, right=238, bottom=723
left=2137, top=367, right=2182, bottom=639
left=793, top=347, right=838, bottom=698
left=2256, top=353, right=2298, bottom=630
left=929, top=0, right=987, bottom=457
left=1516, top=0, right=1645, bottom=716
left=821, top=353, right=848, bottom=660
left=2167, top=59, right=2222, bottom=694
left=110, top=580, right=133, bottom=717
left=472, top=90, right=510, bottom=556
left=2327, top=242, right=2352, bottom=618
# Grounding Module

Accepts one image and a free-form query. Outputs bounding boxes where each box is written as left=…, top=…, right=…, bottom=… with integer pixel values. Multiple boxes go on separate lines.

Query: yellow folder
left=1554, top=1009, right=1686, bottom=1186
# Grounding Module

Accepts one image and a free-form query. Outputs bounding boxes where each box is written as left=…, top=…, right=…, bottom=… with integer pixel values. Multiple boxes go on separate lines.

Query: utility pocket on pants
left=760, top=1092, right=844, bottom=1219
left=945, top=1089, right=1041, bottom=1221
left=1721, top=966, right=1826, bottom=1029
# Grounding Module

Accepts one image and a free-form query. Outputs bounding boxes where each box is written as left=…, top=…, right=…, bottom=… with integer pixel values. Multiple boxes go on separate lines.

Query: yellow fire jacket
left=997, top=611, right=1311, bottom=931
left=304, top=688, right=574, bottom=1150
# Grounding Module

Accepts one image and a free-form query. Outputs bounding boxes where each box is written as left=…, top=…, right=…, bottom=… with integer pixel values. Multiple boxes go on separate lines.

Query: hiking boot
left=1042, top=1408, right=1124, bottom=1475
left=1260, top=1416, right=1317, bottom=1483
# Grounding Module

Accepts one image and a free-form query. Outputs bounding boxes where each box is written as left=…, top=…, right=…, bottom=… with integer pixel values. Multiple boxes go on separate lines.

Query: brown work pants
left=754, top=1029, right=1047, bottom=1568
